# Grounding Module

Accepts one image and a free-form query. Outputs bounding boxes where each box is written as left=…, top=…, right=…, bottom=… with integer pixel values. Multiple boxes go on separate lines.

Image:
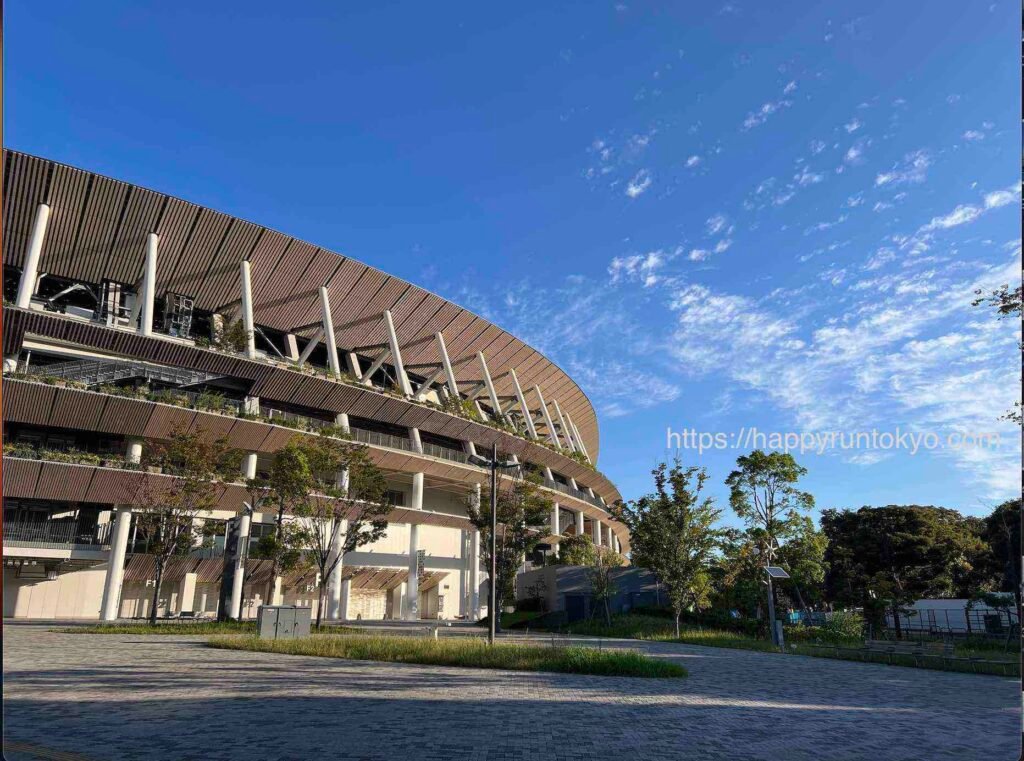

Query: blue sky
left=7, top=2, right=1021, bottom=522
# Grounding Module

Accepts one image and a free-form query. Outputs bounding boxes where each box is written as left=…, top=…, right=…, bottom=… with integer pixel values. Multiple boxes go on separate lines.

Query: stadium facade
left=1, top=151, right=626, bottom=622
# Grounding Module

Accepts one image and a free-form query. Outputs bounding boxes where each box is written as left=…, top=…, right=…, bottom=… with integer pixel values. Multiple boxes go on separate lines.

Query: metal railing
left=3, top=520, right=111, bottom=548
left=31, top=358, right=223, bottom=388
left=543, top=477, right=604, bottom=508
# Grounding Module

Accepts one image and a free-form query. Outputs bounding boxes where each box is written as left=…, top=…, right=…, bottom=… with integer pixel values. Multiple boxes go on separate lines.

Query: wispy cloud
left=875, top=149, right=930, bottom=186
left=625, top=169, right=652, bottom=198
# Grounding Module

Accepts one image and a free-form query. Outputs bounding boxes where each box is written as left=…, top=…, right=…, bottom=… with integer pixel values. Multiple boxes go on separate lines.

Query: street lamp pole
left=489, top=442, right=498, bottom=646
left=468, top=443, right=519, bottom=647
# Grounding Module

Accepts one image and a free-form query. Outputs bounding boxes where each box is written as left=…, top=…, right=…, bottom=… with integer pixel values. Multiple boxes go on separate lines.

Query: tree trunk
left=149, top=557, right=165, bottom=626
left=891, top=603, right=903, bottom=640
left=266, top=501, right=285, bottom=605
left=674, top=611, right=681, bottom=638
left=603, top=597, right=612, bottom=627
left=316, top=582, right=325, bottom=630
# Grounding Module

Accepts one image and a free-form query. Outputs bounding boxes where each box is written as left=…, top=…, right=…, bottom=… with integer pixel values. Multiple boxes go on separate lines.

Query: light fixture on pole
left=468, top=443, right=520, bottom=645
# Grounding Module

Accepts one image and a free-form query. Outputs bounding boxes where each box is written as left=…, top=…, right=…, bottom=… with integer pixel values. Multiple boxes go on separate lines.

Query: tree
left=587, top=549, right=625, bottom=625
left=135, top=427, right=242, bottom=625
left=290, top=433, right=390, bottom=629
left=466, top=470, right=552, bottom=631
left=725, top=450, right=814, bottom=566
left=775, top=515, right=828, bottom=613
left=257, top=440, right=314, bottom=605
left=973, top=283, right=1023, bottom=424
left=611, top=461, right=723, bottom=637
left=555, top=533, right=596, bottom=566
left=821, top=505, right=987, bottom=638
left=980, top=499, right=1022, bottom=615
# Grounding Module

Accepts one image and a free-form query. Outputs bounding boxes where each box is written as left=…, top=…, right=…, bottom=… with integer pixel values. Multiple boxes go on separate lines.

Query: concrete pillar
left=575, top=510, right=585, bottom=537
left=271, top=575, right=283, bottom=606
left=509, top=369, right=537, bottom=439
left=411, top=472, right=424, bottom=511
left=336, top=468, right=350, bottom=495
left=139, top=233, right=158, bottom=337
left=383, top=310, right=413, bottom=396
left=410, top=427, right=424, bottom=454
left=284, top=333, right=300, bottom=361
left=543, top=466, right=554, bottom=481
left=125, top=438, right=144, bottom=465
left=392, top=582, right=406, bottom=619
left=405, top=523, right=420, bottom=620
left=593, top=519, right=602, bottom=545
left=242, top=452, right=258, bottom=480
left=339, top=577, right=351, bottom=621
left=3, top=356, right=19, bottom=373
left=550, top=503, right=561, bottom=557
left=178, top=572, right=198, bottom=614
left=469, top=529, right=481, bottom=619
left=100, top=508, right=133, bottom=621
left=533, top=386, right=560, bottom=448
left=335, top=412, right=350, bottom=433
left=244, top=395, right=260, bottom=416
left=476, top=352, right=502, bottom=416
left=16, top=203, right=50, bottom=308
left=552, top=399, right=576, bottom=452
left=239, top=261, right=257, bottom=359
left=319, top=286, right=341, bottom=378
left=326, top=520, right=346, bottom=619
left=228, top=512, right=251, bottom=619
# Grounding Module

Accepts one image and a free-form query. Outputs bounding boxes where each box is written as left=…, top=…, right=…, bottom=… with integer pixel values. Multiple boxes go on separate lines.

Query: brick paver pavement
left=2, top=622, right=1019, bottom=761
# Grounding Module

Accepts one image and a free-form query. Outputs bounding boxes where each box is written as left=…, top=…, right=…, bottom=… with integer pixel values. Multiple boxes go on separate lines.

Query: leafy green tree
left=725, top=450, right=814, bottom=566
left=587, top=549, right=625, bottom=625
left=290, top=434, right=390, bottom=629
left=467, top=470, right=552, bottom=631
left=555, top=533, right=596, bottom=566
left=822, top=505, right=987, bottom=638
left=612, top=461, right=723, bottom=637
left=973, top=283, right=1023, bottom=423
left=775, top=515, right=828, bottom=612
left=135, top=427, right=242, bottom=625
left=980, top=499, right=1022, bottom=613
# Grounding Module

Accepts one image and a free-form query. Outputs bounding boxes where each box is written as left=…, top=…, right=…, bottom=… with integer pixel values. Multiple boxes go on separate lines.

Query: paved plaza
left=2, top=621, right=1019, bottom=761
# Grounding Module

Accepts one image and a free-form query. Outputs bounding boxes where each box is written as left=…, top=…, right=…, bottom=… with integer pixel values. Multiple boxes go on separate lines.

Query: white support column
left=239, top=261, right=257, bottom=358
left=178, top=572, right=198, bottom=614
left=575, top=510, right=585, bottom=538
left=360, top=349, right=392, bottom=387
left=326, top=520, right=346, bottom=619
left=242, top=452, right=258, bottom=480
left=384, top=310, right=413, bottom=397
left=565, top=413, right=590, bottom=462
left=477, top=352, right=502, bottom=416
left=509, top=369, right=537, bottom=439
left=551, top=502, right=561, bottom=557
left=16, top=203, right=51, bottom=308
left=551, top=399, right=576, bottom=452
left=271, top=575, right=283, bottom=606
left=412, top=366, right=447, bottom=402
left=436, top=332, right=460, bottom=397
left=468, top=529, right=481, bottom=620
left=100, top=508, right=133, bottom=621
left=126, top=438, right=144, bottom=465
left=339, top=577, right=351, bottom=621
left=244, top=395, right=260, bottom=416
left=139, top=233, right=158, bottom=337
left=410, top=427, right=424, bottom=454
left=405, top=523, right=420, bottom=620
left=228, top=512, right=251, bottom=619
left=533, top=386, right=560, bottom=448
left=411, top=472, right=424, bottom=511
left=464, top=440, right=478, bottom=458
left=543, top=466, right=554, bottom=481
left=319, top=286, right=341, bottom=377
left=297, top=329, right=323, bottom=367
left=284, top=333, right=300, bottom=361
left=593, top=519, right=602, bottom=545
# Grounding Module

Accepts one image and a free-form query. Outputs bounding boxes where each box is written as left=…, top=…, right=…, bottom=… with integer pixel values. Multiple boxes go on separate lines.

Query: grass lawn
left=51, top=621, right=364, bottom=636
left=560, top=614, right=1019, bottom=676
left=207, top=633, right=687, bottom=678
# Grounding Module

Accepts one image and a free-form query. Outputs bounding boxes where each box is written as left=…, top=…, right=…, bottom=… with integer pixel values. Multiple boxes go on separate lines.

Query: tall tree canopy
left=821, top=505, right=987, bottom=637
left=612, top=461, right=723, bottom=636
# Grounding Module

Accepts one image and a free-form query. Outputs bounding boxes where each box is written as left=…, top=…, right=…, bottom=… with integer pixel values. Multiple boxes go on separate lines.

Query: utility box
left=257, top=605, right=312, bottom=640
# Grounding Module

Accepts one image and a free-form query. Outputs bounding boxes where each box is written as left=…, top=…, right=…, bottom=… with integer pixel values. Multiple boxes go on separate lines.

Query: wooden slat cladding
left=2, top=151, right=601, bottom=458
left=4, top=310, right=618, bottom=502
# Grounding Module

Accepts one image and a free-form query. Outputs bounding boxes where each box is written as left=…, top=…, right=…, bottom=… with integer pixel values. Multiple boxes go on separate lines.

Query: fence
left=4, top=520, right=111, bottom=548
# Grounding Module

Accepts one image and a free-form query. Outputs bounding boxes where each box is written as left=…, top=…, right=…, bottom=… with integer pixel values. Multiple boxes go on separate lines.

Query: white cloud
left=810, top=140, right=826, bottom=155
left=688, top=248, right=710, bottom=262
left=625, top=169, right=652, bottom=198
left=742, top=83, right=795, bottom=129
left=685, top=155, right=701, bottom=168
left=984, top=187, right=1018, bottom=209
left=714, top=239, right=733, bottom=254
left=875, top=149, right=930, bottom=186
left=844, top=118, right=863, bottom=133
left=963, top=130, right=986, bottom=142
left=608, top=250, right=668, bottom=286
left=783, top=80, right=797, bottom=94
left=920, top=204, right=983, bottom=232
left=706, top=214, right=729, bottom=236
left=794, top=166, right=823, bottom=186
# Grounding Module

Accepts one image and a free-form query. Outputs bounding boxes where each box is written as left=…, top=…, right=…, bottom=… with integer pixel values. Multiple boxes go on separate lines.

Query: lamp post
left=468, top=443, right=520, bottom=645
